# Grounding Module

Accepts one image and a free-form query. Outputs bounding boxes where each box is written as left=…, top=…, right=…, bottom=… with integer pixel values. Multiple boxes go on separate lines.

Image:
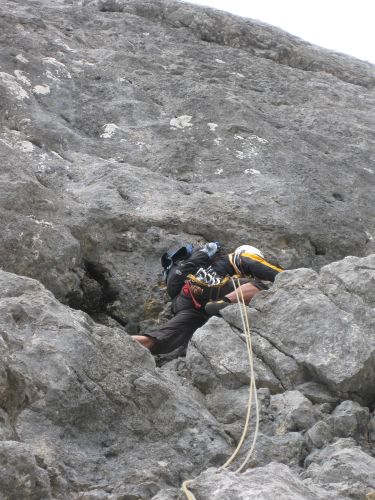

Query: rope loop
left=182, top=277, right=260, bottom=498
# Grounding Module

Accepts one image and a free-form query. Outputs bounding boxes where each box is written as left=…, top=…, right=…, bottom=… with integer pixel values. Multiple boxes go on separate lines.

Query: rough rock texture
left=0, top=441, right=52, bottom=500
left=183, top=254, right=375, bottom=498
left=1, top=0, right=375, bottom=330
left=1, top=0, right=375, bottom=498
left=303, top=439, right=375, bottom=499
left=186, top=316, right=282, bottom=393
left=180, top=463, right=342, bottom=499
left=221, top=254, right=375, bottom=404
left=0, top=270, right=230, bottom=498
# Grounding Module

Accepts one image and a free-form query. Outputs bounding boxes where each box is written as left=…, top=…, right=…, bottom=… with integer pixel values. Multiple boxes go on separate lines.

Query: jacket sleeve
left=235, top=253, right=284, bottom=282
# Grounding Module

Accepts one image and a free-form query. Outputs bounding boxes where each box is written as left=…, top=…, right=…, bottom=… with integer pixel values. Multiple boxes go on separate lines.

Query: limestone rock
left=151, top=488, right=183, bottom=500
left=186, top=316, right=282, bottom=394
left=0, top=270, right=230, bottom=498
left=186, top=463, right=341, bottom=499
left=248, top=256, right=375, bottom=404
left=303, top=439, right=375, bottom=499
left=303, top=399, right=372, bottom=453
left=296, top=382, right=339, bottom=405
left=0, top=441, right=52, bottom=500
left=305, top=421, right=333, bottom=450
left=331, top=400, right=370, bottom=439
left=0, top=409, right=13, bottom=441
left=369, top=412, right=375, bottom=445
left=245, top=432, right=307, bottom=470
left=221, top=305, right=304, bottom=389
left=1, top=0, right=375, bottom=332
left=1, top=0, right=375, bottom=497
left=269, top=390, right=319, bottom=433
left=205, top=385, right=251, bottom=425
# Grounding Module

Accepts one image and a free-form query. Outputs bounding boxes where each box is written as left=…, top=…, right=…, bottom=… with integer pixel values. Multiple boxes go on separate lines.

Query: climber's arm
left=236, top=253, right=283, bottom=282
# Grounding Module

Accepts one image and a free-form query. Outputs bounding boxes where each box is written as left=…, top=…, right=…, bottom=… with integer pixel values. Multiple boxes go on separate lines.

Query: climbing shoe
left=205, top=298, right=231, bottom=316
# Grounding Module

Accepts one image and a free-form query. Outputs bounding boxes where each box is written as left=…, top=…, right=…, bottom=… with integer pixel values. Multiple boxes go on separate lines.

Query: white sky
left=182, top=0, right=375, bottom=65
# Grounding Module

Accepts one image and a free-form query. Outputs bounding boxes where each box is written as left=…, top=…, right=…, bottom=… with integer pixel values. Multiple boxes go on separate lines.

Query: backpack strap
left=229, top=252, right=241, bottom=275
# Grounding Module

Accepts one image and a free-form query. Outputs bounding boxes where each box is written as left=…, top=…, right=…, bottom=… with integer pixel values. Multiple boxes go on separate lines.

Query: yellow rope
left=233, top=278, right=260, bottom=473
left=221, top=278, right=260, bottom=472
left=181, top=278, right=260, bottom=498
left=181, top=479, right=196, bottom=500
left=221, top=278, right=254, bottom=468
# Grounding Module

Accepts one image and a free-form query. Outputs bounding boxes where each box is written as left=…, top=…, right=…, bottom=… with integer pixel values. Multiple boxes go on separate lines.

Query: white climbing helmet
left=234, top=245, right=264, bottom=259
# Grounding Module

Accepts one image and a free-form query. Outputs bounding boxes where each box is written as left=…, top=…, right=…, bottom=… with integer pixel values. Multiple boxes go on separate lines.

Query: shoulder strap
left=229, top=253, right=241, bottom=275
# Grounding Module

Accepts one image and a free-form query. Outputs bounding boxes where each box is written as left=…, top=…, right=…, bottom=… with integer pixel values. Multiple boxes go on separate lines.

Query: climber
left=132, top=243, right=283, bottom=355
left=205, top=244, right=283, bottom=316
left=132, top=241, right=218, bottom=352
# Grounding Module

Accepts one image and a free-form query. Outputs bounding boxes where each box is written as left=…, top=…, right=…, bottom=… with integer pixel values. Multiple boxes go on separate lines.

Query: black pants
left=145, top=278, right=267, bottom=355
left=147, top=307, right=208, bottom=355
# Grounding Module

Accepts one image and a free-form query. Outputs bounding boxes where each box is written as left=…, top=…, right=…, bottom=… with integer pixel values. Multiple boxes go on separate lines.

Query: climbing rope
left=231, top=278, right=260, bottom=473
left=222, top=277, right=260, bottom=472
left=181, top=479, right=196, bottom=500
left=181, top=277, right=260, bottom=498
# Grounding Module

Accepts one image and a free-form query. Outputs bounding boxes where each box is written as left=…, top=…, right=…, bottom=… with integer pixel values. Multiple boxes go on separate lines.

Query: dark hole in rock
left=98, top=0, right=124, bottom=13
left=311, top=241, right=326, bottom=256
left=30, top=138, right=43, bottom=149
left=332, top=192, right=345, bottom=201
left=66, top=261, right=119, bottom=319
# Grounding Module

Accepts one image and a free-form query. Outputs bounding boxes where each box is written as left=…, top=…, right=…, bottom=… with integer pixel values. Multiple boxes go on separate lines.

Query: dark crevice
left=117, top=188, right=130, bottom=202
left=98, top=1, right=125, bottom=13
left=59, top=113, right=72, bottom=124
left=332, top=192, right=345, bottom=202
left=310, top=240, right=326, bottom=256
left=29, top=138, right=43, bottom=149
left=34, top=173, right=51, bottom=189
left=66, top=261, right=119, bottom=320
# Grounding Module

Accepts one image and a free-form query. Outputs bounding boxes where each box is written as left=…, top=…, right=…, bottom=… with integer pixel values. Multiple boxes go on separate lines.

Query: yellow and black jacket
left=213, top=252, right=283, bottom=283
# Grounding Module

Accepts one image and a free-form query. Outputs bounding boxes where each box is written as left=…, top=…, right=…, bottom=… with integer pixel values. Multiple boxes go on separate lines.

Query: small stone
left=306, top=420, right=333, bottom=449
left=332, top=400, right=370, bottom=439
left=270, top=390, right=316, bottom=433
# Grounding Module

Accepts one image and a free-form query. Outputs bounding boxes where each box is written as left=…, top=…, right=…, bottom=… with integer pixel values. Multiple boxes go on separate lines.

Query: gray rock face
left=296, top=382, right=339, bottom=405
left=247, top=432, right=307, bottom=470
left=305, top=421, right=333, bottom=450
left=1, top=0, right=375, bottom=498
left=0, top=441, right=52, bottom=500
left=185, top=463, right=341, bottom=499
left=0, top=409, right=13, bottom=441
left=214, top=256, right=375, bottom=406
left=269, top=390, right=318, bottom=433
left=0, top=270, right=230, bottom=498
left=303, top=439, right=375, bottom=499
left=331, top=400, right=370, bottom=439
left=1, top=0, right=375, bottom=331
left=221, top=305, right=303, bottom=389
left=247, top=255, right=375, bottom=404
left=369, top=413, right=375, bottom=445
left=186, top=316, right=281, bottom=393
left=182, top=254, right=375, bottom=497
